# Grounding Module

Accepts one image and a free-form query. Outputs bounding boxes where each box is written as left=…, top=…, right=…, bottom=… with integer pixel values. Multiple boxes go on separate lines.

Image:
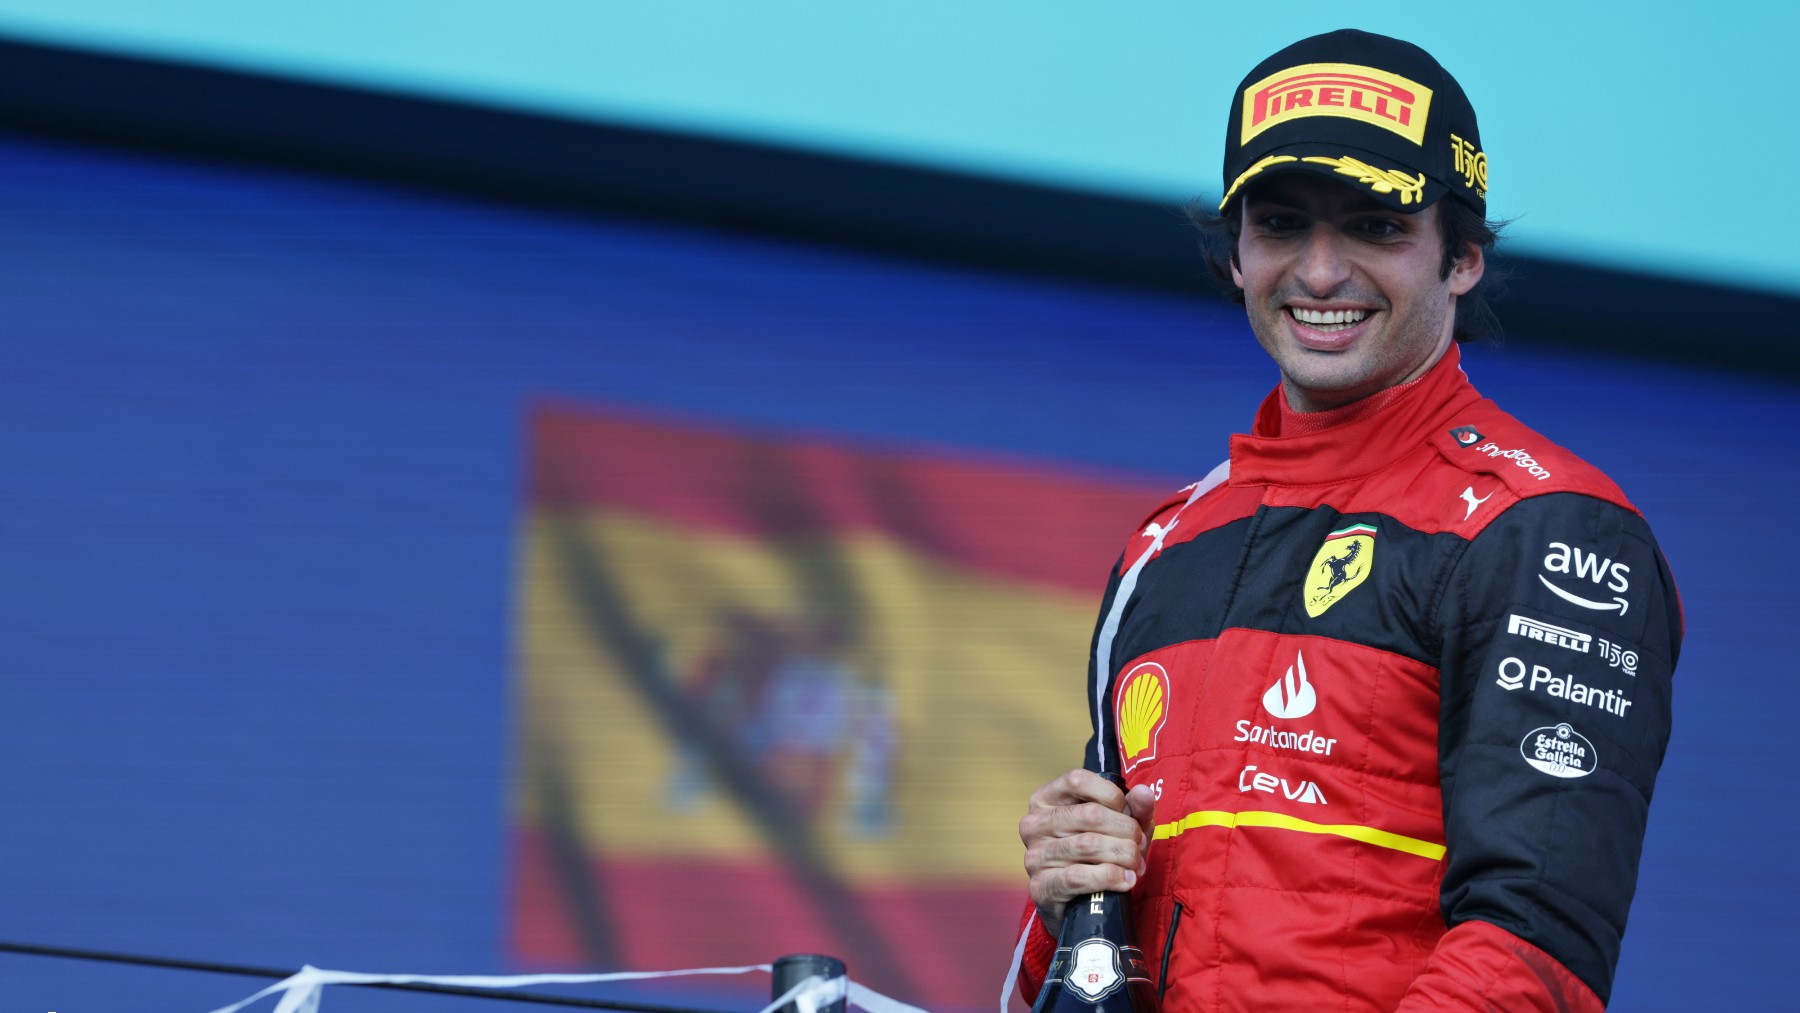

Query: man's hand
left=1019, top=768, right=1156, bottom=936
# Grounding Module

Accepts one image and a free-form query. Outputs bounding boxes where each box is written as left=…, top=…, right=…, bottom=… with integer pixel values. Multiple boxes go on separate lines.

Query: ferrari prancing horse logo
left=1304, top=523, right=1377, bottom=617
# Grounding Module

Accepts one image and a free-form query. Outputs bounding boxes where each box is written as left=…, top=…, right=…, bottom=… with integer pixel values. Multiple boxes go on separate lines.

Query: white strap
left=997, top=916, right=1034, bottom=1013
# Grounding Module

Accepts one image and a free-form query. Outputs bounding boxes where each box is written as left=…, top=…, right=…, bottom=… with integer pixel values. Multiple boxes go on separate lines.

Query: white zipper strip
left=1091, top=459, right=1229, bottom=773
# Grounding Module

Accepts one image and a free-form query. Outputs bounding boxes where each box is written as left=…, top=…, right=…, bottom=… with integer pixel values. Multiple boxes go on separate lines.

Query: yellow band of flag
left=1153, top=809, right=1446, bottom=861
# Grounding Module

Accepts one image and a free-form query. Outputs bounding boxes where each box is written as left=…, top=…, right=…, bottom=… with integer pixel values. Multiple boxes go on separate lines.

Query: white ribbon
left=204, top=963, right=936, bottom=1013
left=763, top=973, right=844, bottom=1013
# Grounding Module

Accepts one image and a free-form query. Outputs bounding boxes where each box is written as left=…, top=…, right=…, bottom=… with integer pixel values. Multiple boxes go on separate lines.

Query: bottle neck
left=1058, top=890, right=1132, bottom=944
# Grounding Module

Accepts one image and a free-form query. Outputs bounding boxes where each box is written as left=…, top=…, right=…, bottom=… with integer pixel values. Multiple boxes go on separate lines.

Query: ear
left=1230, top=255, right=1245, bottom=290
left=1447, top=240, right=1484, bottom=297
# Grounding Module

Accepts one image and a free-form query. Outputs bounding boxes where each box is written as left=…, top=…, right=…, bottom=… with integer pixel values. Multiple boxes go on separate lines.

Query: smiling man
left=1010, top=29, right=1682, bottom=1013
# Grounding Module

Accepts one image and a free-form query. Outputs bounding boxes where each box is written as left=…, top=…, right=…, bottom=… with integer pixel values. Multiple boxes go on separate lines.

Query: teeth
left=1291, top=307, right=1370, bottom=327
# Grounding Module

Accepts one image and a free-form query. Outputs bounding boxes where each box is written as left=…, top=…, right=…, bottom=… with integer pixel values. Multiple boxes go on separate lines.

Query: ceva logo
left=1239, top=764, right=1328, bottom=804
left=1262, top=650, right=1317, bottom=719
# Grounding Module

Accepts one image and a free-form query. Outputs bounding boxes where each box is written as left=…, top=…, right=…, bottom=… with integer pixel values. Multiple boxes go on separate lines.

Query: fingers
left=1025, top=829, right=1143, bottom=875
left=1020, top=769, right=1150, bottom=855
left=1124, top=783, right=1157, bottom=839
left=1019, top=796, right=1146, bottom=859
left=1027, top=857, right=1140, bottom=937
left=1027, top=767, right=1129, bottom=812
left=1020, top=769, right=1156, bottom=935
left=1030, top=855, right=1139, bottom=906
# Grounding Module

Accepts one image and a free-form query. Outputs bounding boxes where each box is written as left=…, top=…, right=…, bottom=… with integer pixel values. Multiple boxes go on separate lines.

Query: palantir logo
left=1496, top=657, right=1526, bottom=690
left=1262, top=649, right=1317, bottom=719
left=1493, top=656, right=1632, bottom=717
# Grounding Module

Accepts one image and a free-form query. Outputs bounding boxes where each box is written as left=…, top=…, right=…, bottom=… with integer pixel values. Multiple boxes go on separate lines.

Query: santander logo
left=1262, top=650, right=1317, bottom=719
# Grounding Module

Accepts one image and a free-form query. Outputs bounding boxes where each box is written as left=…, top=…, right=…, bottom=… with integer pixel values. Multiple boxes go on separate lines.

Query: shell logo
left=1115, top=662, right=1171, bottom=772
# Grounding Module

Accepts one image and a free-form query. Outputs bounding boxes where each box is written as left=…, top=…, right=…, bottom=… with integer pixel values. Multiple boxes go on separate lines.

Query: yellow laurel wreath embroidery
left=1219, top=154, right=1298, bottom=208
left=1300, top=155, right=1426, bottom=205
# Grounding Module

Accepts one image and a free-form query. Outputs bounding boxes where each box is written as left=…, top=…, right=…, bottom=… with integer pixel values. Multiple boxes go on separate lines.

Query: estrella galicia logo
left=1449, top=425, right=1483, bottom=448
left=1519, top=723, right=1597, bottom=778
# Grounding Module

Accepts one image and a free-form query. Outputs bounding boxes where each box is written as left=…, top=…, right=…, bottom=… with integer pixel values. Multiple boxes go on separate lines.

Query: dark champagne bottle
left=1029, top=776, right=1158, bottom=1013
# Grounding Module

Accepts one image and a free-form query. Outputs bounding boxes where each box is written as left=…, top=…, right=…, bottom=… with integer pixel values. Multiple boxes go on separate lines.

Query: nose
left=1293, top=224, right=1352, bottom=297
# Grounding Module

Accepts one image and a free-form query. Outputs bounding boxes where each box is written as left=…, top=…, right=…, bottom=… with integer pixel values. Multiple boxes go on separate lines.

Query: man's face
left=1231, top=174, right=1484, bottom=412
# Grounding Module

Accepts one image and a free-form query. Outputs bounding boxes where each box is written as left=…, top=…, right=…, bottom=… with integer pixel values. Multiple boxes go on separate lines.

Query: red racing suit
left=1014, top=346, right=1680, bottom=1012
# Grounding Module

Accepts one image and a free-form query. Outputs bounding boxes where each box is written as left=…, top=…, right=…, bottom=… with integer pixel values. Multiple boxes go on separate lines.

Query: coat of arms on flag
left=509, top=404, right=1164, bottom=1007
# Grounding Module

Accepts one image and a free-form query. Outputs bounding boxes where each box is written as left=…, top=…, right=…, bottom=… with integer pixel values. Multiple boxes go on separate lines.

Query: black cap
left=1220, top=29, right=1486, bottom=216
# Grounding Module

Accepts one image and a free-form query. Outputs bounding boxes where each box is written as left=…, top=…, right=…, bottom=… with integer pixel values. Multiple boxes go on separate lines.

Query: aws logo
left=1304, top=523, right=1376, bottom=617
left=1539, top=540, right=1631, bottom=615
left=1115, top=662, right=1170, bottom=773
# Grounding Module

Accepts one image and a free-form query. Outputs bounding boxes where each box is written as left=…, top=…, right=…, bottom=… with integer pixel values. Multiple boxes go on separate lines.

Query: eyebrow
left=1245, top=189, right=1412, bottom=220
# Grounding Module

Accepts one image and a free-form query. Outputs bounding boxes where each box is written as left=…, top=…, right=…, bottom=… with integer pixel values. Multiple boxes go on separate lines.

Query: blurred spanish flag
left=509, top=404, right=1165, bottom=1008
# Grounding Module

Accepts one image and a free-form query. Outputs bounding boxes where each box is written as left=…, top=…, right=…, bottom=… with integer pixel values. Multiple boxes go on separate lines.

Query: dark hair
left=1189, top=190, right=1508, bottom=343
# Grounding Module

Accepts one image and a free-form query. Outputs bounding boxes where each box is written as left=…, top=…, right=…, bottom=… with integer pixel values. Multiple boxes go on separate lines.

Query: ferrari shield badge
left=1304, top=522, right=1376, bottom=617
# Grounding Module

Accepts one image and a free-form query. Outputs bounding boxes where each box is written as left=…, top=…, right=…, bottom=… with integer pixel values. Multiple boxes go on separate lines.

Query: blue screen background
left=0, top=129, right=1788, bottom=1011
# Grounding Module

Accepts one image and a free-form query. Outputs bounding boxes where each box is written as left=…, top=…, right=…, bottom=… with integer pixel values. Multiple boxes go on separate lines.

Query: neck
left=1275, top=379, right=1422, bottom=437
